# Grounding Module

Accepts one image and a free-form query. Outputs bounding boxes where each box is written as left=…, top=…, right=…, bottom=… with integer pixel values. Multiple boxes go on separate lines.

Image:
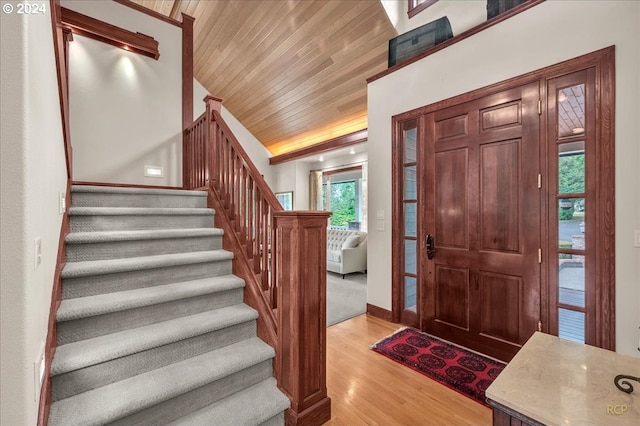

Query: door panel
left=479, top=272, right=521, bottom=343
left=434, top=266, right=469, bottom=330
left=434, top=148, right=468, bottom=248
left=435, top=114, right=468, bottom=140
left=423, top=83, right=540, bottom=361
left=480, top=140, right=520, bottom=252
left=480, top=100, right=521, bottom=131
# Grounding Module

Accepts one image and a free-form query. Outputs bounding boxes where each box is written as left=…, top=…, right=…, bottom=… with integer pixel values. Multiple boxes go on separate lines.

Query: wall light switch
left=376, top=210, right=385, bottom=220
left=376, top=220, right=385, bottom=231
left=634, top=230, right=640, bottom=248
left=34, top=237, right=42, bottom=269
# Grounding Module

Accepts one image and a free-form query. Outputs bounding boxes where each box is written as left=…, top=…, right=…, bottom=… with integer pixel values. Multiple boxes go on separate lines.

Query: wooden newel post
left=203, top=95, right=223, bottom=187
left=204, top=95, right=223, bottom=114
left=273, top=211, right=332, bottom=426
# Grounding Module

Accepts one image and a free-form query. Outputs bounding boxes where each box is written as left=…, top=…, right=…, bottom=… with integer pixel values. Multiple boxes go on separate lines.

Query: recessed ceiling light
left=572, top=127, right=584, bottom=134
left=319, top=156, right=324, bottom=162
left=349, top=148, right=356, bottom=155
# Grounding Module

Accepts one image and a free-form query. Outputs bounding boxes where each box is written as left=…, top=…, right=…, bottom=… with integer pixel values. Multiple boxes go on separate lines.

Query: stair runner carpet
left=48, top=185, right=289, bottom=426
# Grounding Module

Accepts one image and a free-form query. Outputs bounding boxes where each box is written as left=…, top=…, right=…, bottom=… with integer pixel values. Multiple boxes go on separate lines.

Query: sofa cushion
left=341, top=234, right=361, bottom=249
left=327, top=250, right=342, bottom=263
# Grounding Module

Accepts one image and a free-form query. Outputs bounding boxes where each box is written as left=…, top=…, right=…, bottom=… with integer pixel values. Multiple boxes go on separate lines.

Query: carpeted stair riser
left=71, top=186, right=207, bottom=208
left=47, top=338, right=276, bottom=426
left=259, top=413, right=286, bottom=426
left=52, top=319, right=257, bottom=401
left=168, top=377, right=291, bottom=426
left=57, top=288, right=243, bottom=345
left=109, top=362, right=274, bottom=426
left=66, top=232, right=223, bottom=262
left=69, top=209, right=215, bottom=232
left=62, top=259, right=233, bottom=298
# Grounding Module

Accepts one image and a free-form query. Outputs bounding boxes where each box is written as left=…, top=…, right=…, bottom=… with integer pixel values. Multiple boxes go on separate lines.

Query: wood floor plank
left=326, top=314, right=492, bottom=425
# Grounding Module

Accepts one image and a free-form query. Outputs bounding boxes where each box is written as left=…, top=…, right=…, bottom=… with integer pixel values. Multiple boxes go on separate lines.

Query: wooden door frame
left=391, top=46, right=615, bottom=350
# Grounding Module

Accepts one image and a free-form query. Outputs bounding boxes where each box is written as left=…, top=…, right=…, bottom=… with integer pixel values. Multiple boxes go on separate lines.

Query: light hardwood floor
left=325, top=314, right=492, bottom=426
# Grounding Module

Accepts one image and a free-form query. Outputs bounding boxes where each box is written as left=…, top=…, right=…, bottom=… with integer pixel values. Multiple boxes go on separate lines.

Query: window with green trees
left=324, top=180, right=356, bottom=228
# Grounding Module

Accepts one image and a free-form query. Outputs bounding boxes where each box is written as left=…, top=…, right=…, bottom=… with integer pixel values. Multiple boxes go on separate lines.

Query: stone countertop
left=485, top=332, right=640, bottom=426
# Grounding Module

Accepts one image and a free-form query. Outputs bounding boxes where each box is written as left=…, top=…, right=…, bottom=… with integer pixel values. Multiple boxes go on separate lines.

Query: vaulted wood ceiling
left=131, top=0, right=397, bottom=155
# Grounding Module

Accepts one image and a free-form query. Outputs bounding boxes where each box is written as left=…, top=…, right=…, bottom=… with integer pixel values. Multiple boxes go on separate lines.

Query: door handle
left=426, top=234, right=435, bottom=259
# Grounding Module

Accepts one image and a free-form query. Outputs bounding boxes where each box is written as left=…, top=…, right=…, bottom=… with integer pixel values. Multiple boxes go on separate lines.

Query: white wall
left=64, top=0, right=183, bottom=186
left=193, top=79, right=275, bottom=187
left=381, top=0, right=486, bottom=36
left=368, top=0, right=640, bottom=356
left=272, top=161, right=312, bottom=210
left=1, top=6, right=68, bottom=425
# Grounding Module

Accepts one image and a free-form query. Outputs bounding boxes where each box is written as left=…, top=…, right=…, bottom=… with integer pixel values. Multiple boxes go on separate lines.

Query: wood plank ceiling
left=131, top=0, right=397, bottom=155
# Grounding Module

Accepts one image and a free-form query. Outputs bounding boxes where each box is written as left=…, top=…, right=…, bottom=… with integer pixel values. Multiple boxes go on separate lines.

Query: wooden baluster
left=228, top=144, right=234, bottom=210
left=187, top=129, right=193, bottom=189
left=255, top=193, right=263, bottom=274
left=269, top=209, right=277, bottom=309
left=261, top=198, right=269, bottom=292
left=273, top=211, right=332, bottom=426
left=247, top=178, right=255, bottom=259
left=235, top=154, right=241, bottom=230
left=195, top=123, right=200, bottom=187
left=240, top=165, right=245, bottom=236
left=223, top=139, right=229, bottom=204
left=198, top=121, right=203, bottom=187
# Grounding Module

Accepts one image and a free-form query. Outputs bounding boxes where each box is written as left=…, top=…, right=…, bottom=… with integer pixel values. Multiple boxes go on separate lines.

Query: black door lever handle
left=426, top=234, right=435, bottom=259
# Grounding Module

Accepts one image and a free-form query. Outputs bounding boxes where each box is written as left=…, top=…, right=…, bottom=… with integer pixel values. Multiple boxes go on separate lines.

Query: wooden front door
left=421, top=82, right=541, bottom=361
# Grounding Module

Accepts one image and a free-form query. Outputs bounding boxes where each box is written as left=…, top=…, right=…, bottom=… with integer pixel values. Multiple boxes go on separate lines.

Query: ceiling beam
left=269, top=129, right=367, bottom=165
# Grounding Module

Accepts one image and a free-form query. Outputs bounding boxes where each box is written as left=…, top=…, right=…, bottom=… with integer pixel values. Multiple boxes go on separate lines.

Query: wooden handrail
left=183, top=97, right=331, bottom=425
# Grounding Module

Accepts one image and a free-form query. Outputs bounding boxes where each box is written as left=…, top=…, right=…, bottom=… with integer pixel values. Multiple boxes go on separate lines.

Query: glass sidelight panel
left=557, top=84, right=585, bottom=139
left=558, top=198, right=585, bottom=248
left=558, top=254, right=585, bottom=308
left=404, top=165, right=417, bottom=199
left=558, top=308, right=585, bottom=344
left=404, top=128, right=417, bottom=162
left=558, top=142, right=585, bottom=194
left=404, top=276, right=417, bottom=312
left=404, top=202, right=417, bottom=236
left=404, top=240, right=417, bottom=274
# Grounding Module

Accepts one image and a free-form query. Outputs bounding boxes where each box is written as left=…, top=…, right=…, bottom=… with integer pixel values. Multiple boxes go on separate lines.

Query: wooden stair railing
left=183, top=96, right=331, bottom=426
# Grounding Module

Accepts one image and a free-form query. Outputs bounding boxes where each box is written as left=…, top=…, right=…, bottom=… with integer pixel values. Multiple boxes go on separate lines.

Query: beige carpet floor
left=326, top=272, right=367, bottom=326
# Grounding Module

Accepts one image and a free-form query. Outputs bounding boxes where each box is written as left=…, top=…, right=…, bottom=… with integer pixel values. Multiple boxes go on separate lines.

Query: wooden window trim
left=408, top=0, right=438, bottom=19
left=392, top=118, right=420, bottom=326
left=369, top=0, right=545, bottom=84
left=61, top=7, right=160, bottom=59
left=321, top=165, right=363, bottom=177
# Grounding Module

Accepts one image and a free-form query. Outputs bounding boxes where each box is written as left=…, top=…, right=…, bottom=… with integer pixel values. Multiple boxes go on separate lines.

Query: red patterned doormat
left=371, top=328, right=505, bottom=407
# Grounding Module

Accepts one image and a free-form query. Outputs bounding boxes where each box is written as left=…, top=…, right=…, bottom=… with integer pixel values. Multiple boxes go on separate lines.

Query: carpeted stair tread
left=57, top=275, right=245, bottom=322
left=61, top=250, right=233, bottom=279
left=69, top=206, right=214, bottom=216
left=168, top=377, right=290, bottom=426
left=47, top=338, right=275, bottom=426
left=72, top=185, right=207, bottom=197
left=66, top=228, right=223, bottom=244
left=51, top=303, right=257, bottom=376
